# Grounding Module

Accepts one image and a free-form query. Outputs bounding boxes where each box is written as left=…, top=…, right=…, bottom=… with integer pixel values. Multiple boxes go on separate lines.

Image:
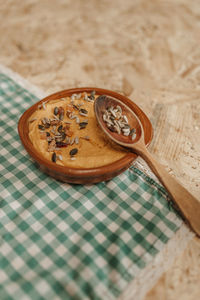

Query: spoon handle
left=132, top=142, right=200, bottom=237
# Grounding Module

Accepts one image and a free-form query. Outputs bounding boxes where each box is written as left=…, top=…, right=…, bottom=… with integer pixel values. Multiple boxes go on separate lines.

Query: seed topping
left=70, top=148, right=78, bottom=156
left=52, top=152, right=56, bottom=162
left=102, top=103, right=136, bottom=137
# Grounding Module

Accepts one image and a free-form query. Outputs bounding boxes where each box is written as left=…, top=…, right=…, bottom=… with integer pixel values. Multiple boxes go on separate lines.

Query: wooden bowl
left=18, top=88, right=153, bottom=184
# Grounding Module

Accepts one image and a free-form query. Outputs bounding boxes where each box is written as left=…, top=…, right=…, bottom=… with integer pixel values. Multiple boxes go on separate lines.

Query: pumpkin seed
left=38, top=124, right=45, bottom=130
left=52, top=152, right=56, bottom=162
left=59, top=113, right=64, bottom=120
left=58, top=125, right=63, bottom=132
left=79, top=122, right=88, bottom=129
left=54, top=107, right=59, bottom=115
left=70, top=148, right=78, bottom=156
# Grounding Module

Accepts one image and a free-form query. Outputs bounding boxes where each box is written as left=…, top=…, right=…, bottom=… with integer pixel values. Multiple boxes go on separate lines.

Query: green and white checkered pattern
left=0, top=73, right=182, bottom=300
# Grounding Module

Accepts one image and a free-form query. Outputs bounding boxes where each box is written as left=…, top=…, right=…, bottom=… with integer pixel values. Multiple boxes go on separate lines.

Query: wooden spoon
left=94, top=95, right=200, bottom=237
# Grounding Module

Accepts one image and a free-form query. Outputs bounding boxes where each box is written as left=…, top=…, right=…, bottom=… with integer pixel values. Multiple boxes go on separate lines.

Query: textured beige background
left=0, top=1, right=200, bottom=299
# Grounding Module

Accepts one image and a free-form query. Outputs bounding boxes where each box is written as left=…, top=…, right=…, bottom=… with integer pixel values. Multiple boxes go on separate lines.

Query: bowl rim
left=18, top=87, right=153, bottom=179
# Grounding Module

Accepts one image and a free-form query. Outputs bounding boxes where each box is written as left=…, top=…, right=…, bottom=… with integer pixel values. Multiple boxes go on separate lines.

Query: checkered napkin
left=0, top=72, right=183, bottom=300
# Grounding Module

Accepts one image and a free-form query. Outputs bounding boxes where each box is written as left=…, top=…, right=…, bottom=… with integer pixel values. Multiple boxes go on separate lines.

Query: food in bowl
left=28, top=91, right=128, bottom=169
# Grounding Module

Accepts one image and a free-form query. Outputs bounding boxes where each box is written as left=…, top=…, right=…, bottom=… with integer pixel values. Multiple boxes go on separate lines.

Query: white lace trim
left=0, top=64, right=194, bottom=300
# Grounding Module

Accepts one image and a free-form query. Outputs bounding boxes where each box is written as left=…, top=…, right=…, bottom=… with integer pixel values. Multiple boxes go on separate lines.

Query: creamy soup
left=28, top=91, right=127, bottom=168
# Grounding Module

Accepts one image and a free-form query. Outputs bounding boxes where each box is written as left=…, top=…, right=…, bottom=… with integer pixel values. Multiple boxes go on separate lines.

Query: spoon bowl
left=95, top=95, right=200, bottom=237
left=94, top=95, right=142, bottom=146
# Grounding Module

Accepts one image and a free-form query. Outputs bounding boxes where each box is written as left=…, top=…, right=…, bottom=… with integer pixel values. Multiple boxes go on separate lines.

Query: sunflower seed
left=110, top=109, right=117, bottom=118
left=77, top=93, right=82, bottom=99
left=123, top=115, right=129, bottom=124
left=113, top=122, right=121, bottom=134
left=88, top=91, right=95, bottom=100
left=131, top=132, right=137, bottom=140
left=83, top=94, right=88, bottom=101
left=130, top=128, right=136, bottom=135
left=117, top=121, right=125, bottom=128
left=75, top=136, right=79, bottom=144
left=70, top=114, right=77, bottom=120
left=58, top=154, right=63, bottom=161
left=71, top=94, right=75, bottom=100
left=103, top=114, right=107, bottom=122
left=73, top=104, right=79, bottom=110
left=86, top=98, right=94, bottom=102
left=66, top=137, right=71, bottom=144
left=105, top=119, right=114, bottom=126
left=48, top=140, right=56, bottom=152
left=70, top=138, right=75, bottom=145
left=53, top=115, right=60, bottom=121
left=70, top=157, right=76, bottom=161
left=80, top=108, right=88, bottom=115
left=91, top=90, right=96, bottom=97
left=116, top=105, right=122, bottom=113
left=83, top=135, right=90, bottom=140
left=42, top=102, right=46, bottom=110
left=29, top=118, right=37, bottom=123
left=122, top=127, right=130, bottom=133
left=76, top=116, right=80, bottom=124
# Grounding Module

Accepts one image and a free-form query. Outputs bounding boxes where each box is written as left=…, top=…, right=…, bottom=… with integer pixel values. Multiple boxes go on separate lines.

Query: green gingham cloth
left=0, top=72, right=183, bottom=300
